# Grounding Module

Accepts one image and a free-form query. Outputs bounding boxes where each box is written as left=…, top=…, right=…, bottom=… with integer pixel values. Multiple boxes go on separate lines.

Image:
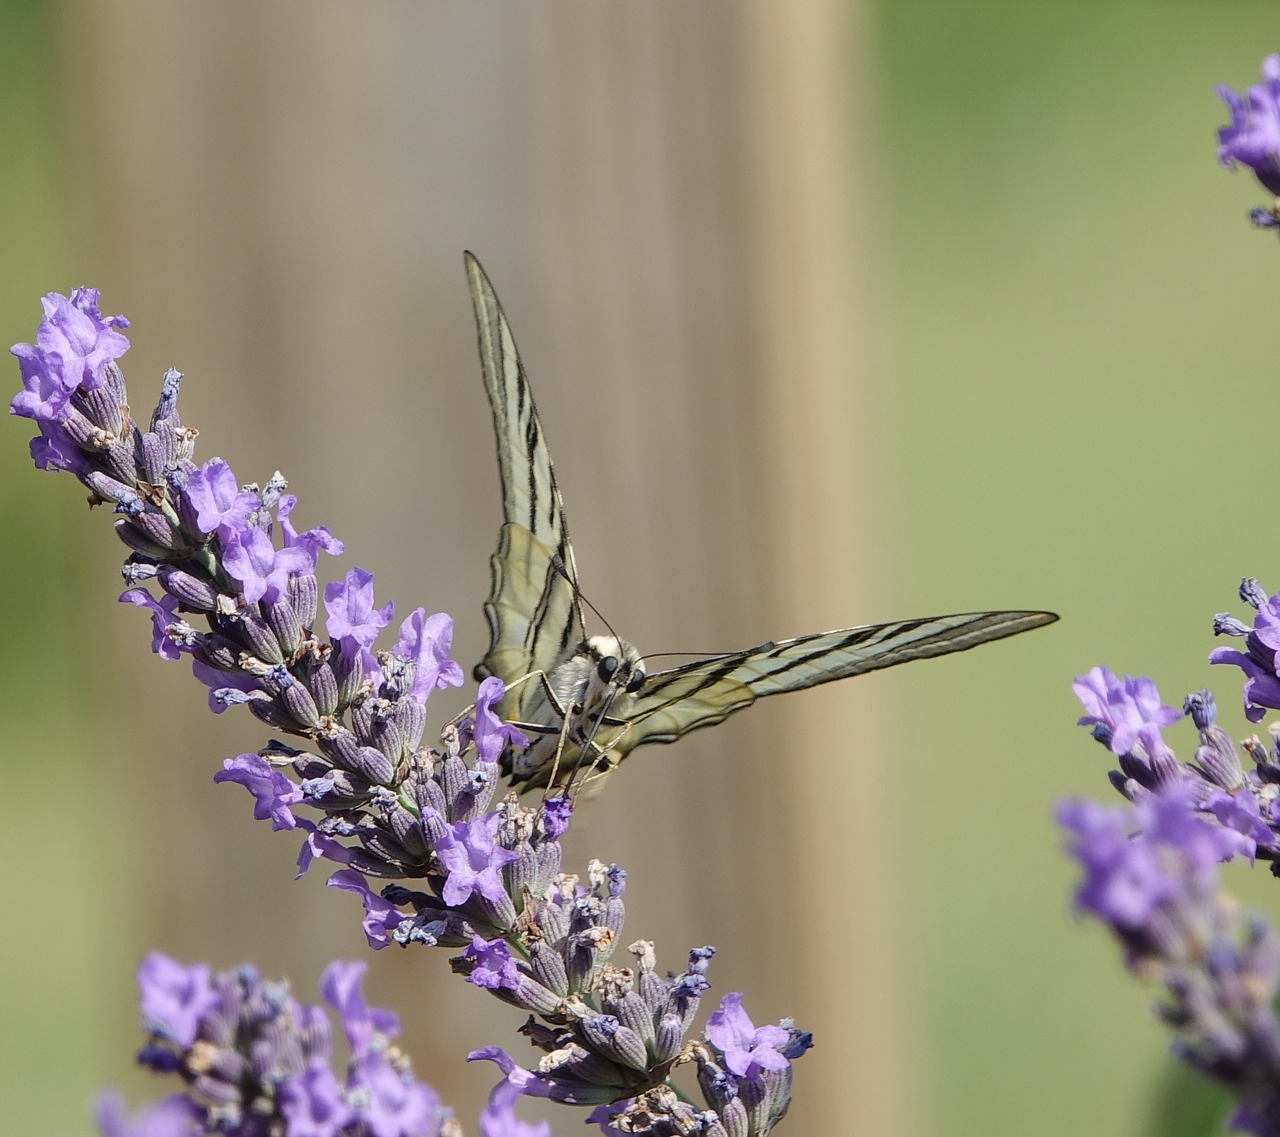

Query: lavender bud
left=129, top=506, right=185, bottom=553
left=149, top=368, right=183, bottom=429
left=157, top=565, right=221, bottom=611
left=330, top=644, right=365, bottom=707
left=102, top=438, right=140, bottom=485
left=1194, top=726, right=1246, bottom=791
left=538, top=898, right=571, bottom=948
left=1241, top=578, right=1269, bottom=609
left=581, top=1015, right=649, bottom=1072
left=652, top=1012, right=686, bottom=1065
left=528, top=941, right=570, bottom=998
left=274, top=672, right=321, bottom=731
left=394, top=695, right=427, bottom=753
left=300, top=655, right=338, bottom=718
left=346, top=745, right=395, bottom=785
left=263, top=596, right=303, bottom=658
left=80, top=379, right=124, bottom=436
left=86, top=469, right=139, bottom=505
left=386, top=805, right=430, bottom=861
left=289, top=572, right=318, bottom=629
left=231, top=612, right=284, bottom=665
left=139, top=430, right=169, bottom=485
left=511, top=974, right=565, bottom=1017
left=607, top=991, right=656, bottom=1052
left=187, top=632, right=244, bottom=673
left=113, top=517, right=175, bottom=559
left=246, top=695, right=299, bottom=731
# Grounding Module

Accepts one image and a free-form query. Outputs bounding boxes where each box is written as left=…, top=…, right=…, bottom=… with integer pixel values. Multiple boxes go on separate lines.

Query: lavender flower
left=10, top=291, right=811, bottom=1133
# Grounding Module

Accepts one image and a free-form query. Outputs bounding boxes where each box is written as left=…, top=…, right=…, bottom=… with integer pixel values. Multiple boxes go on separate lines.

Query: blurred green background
left=1, top=2, right=1277, bottom=1135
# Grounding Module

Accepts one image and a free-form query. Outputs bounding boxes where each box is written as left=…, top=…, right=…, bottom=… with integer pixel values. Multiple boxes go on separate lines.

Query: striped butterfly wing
left=467, top=253, right=585, bottom=723
left=618, top=609, right=1059, bottom=756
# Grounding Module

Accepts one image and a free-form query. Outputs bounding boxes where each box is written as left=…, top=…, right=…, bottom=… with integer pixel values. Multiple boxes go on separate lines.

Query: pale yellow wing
left=466, top=253, right=585, bottom=722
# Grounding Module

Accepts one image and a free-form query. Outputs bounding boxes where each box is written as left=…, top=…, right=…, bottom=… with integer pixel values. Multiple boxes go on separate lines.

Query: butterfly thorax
left=508, top=634, right=647, bottom=786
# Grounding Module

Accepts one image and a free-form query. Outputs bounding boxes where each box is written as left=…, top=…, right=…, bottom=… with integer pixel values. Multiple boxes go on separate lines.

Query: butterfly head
left=581, top=634, right=646, bottom=705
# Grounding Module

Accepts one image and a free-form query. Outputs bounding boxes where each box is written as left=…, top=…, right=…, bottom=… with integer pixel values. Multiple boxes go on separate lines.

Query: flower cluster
left=1060, top=575, right=1280, bottom=1133
left=10, top=290, right=810, bottom=1135
left=1217, top=54, right=1280, bottom=229
left=96, top=952, right=558, bottom=1137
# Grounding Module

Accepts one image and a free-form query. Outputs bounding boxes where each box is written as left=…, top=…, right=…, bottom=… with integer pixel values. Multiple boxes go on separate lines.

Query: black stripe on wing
left=621, top=609, right=1058, bottom=751
left=466, top=253, right=585, bottom=687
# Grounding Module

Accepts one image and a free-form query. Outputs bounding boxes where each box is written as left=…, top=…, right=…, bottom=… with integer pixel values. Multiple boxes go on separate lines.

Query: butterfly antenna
left=550, top=553, right=625, bottom=643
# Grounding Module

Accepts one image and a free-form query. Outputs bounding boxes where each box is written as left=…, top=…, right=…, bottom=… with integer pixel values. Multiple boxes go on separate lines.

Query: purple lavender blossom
left=278, top=493, right=345, bottom=562
left=278, top=1066, right=355, bottom=1137
left=136, top=954, right=221, bottom=1048
left=394, top=610, right=465, bottom=702
left=1219, top=55, right=1280, bottom=195
left=1073, top=666, right=1182, bottom=758
left=221, top=525, right=313, bottom=605
left=325, top=566, right=393, bottom=648
left=120, top=589, right=182, bottom=662
left=1212, top=581, right=1280, bottom=721
left=435, top=815, right=521, bottom=909
left=704, top=993, right=793, bottom=1081
left=321, top=960, right=399, bottom=1058
left=10, top=342, right=72, bottom=424
left=183, top=459, right=258, bottom=536
left=463, top=936, right=522, bottom=991
left=35, top=288, right=130, bottom=391
left=94, top=1093, right=203, bottom=1137
left=353, top=1052, right=444, bottom=1137
left=212, top=755, right=304, bottom=830
left=1057, top=798, right=1174, bottom=928
left=327, top=870, right=407, bottom=949
left=474, top=675, right=529, bottom=762
left=479, top=1081, right=551, bottom=1137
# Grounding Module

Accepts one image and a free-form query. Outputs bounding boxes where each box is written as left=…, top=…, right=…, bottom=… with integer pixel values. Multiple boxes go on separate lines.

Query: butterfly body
left=464, top=252, right=1058, bottom=793
left=506, top=634, right=646, bottom=785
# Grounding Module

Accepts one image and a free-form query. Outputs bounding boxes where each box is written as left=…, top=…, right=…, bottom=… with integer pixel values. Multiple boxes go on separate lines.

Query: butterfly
left=464, top=253, right=1057, bottom=793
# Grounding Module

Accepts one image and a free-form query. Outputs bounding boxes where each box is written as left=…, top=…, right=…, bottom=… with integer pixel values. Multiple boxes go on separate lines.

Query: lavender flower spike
left=11, top=291, right=810, bottom=1134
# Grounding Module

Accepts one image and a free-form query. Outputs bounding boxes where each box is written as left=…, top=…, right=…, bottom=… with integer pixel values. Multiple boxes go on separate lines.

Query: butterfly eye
left=597, top=656, right=619, bottom=683
left=625, top=668, right=645, bottom=694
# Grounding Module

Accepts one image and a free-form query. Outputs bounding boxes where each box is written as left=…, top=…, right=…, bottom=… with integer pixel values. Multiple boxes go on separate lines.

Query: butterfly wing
left=466, top=253, right=585, bottom=723
left=617, top=609, right=1058, bottom=756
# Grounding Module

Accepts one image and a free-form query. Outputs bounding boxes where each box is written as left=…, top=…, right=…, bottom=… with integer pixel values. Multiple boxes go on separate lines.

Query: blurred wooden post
left=77, top=2, right=901, bottom=1131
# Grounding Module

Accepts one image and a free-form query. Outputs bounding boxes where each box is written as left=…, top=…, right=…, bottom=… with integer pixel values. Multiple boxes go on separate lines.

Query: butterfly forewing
left=622, top=609, right=1058, bottom=752
left=464, top=252, right=1058, bottom=790
left=467, top=254, right=585, bottom=724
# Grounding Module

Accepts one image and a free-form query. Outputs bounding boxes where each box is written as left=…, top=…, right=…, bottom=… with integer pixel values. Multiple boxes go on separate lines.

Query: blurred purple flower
left=1218, top=55, right=1280, bottom=195
left=136, top=954, right=220, bottom=1049
left=1056, top=798, right=1174, bottom=929
left=94, top=1092, right=202, bottom=1137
